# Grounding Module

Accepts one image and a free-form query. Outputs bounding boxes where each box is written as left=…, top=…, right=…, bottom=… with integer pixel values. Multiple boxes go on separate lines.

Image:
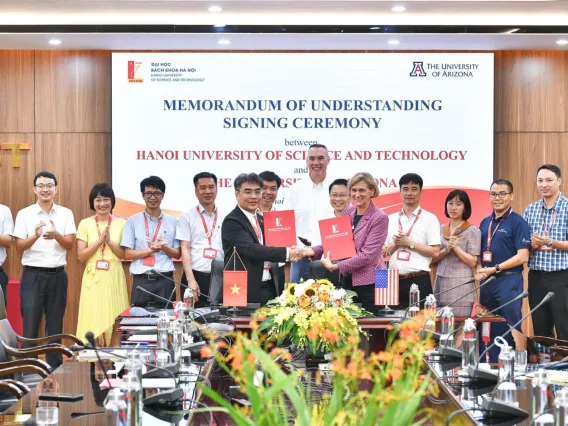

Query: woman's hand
left=320, top=251, right=333, bottom=270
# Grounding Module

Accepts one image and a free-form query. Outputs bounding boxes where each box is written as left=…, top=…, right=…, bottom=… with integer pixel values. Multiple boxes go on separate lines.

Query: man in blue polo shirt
left=476, top=179, right=531, bottom=362
left=121, top=176, right=181, bottom=307
left=524, top=164, right=568, bottom=340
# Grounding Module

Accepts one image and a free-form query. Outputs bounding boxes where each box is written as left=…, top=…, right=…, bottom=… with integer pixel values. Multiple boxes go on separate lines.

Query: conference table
left=0, top=312, right=554, bottom=426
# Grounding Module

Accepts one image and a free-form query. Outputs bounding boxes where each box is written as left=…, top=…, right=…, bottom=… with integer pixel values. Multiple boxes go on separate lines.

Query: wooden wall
left=0, top=50, right=566, bottom=337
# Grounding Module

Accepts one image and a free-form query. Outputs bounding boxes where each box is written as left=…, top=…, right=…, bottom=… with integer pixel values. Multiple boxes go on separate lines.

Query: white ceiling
left=0, top=0, right=567, bottom=25
left=0, top=32, right=566, bottom=50
left=0, top=0, right=567, bottom=50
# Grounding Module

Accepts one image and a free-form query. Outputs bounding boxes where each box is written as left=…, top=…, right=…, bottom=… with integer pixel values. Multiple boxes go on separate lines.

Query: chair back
left=0, top=320, right=19, bottom=361
left=209, top=259, right=224, bottom=304
left=310, top=260, right=340, bottom=285
left=0, top=287, right=7, bottom=321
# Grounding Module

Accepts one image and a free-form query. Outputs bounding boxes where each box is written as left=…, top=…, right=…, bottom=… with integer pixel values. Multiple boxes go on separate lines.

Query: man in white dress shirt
left=286, top=144, right=335, bottom=283
left=0, top=204, right=14, bottom=306
left=383, top=173, right=441, bottom=308
left=13, top=171, right=76, bottom=368
left=177, top=172, right=224, bottom=308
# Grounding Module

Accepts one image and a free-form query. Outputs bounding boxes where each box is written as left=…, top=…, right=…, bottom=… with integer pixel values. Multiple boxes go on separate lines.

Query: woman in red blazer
left=304, top=172, right=389, bottom=309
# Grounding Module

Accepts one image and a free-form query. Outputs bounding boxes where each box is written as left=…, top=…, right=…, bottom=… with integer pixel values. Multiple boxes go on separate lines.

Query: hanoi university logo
left=331, top=224, right=340, bottom=234
left=410, top=61, right=427, bottom=77
left=128, top=61, right=144, bottom=83
left=275, top=217, right=282, bottom=227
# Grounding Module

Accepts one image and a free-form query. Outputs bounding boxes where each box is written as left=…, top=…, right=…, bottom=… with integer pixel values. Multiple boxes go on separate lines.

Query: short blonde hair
left=348, top=172, right=380, bottom=198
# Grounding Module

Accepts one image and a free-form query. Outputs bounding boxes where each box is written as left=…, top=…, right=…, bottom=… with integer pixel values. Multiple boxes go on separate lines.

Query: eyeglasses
left=240, top=190, right=261, bottom=197
left=330, top=193, right=349, bottom=199
left=143, top=191, right=163, bottom=199
left=489, top=192, right=511, bottom=199
left=35, top=184, right=55, bottom=189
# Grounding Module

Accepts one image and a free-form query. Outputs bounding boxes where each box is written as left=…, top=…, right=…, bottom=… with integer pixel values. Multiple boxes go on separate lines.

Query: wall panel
left=0, top=51, right=35, bottom=132
left=34, top=51, right=111, bottom=133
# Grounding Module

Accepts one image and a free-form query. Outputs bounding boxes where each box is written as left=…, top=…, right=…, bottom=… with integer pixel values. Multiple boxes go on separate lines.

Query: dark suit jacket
left=222, top=206, right=287, bottom=303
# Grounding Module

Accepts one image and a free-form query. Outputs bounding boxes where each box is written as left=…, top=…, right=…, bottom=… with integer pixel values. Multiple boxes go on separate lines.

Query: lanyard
left=95, top=215, right=112, bottom=258
left=197, top=206, right=218, bottom=246
left=487, top=209, right=513, bottom=250
left=398, top=209, right=422, bottom=236
left=542, top=206, right=558, bottom=234
left=144, top=213, right=163, bottom=248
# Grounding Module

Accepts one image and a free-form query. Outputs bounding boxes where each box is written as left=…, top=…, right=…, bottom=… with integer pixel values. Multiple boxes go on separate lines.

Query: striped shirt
left=524, top=194, right=568, bottom=271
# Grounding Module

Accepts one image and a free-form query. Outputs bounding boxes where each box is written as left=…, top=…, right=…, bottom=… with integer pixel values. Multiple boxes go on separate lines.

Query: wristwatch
left=495, top=264, right=502, bottom=274
left=409, top=242, right=415, bottom=250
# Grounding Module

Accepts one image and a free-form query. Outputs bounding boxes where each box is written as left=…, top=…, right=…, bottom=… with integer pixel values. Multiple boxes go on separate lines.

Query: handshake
left=288, top=246, right=315, bottom=263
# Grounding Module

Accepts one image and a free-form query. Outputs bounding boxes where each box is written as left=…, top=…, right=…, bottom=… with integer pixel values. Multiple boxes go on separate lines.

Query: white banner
left=112, top=53, right=494, bottom=223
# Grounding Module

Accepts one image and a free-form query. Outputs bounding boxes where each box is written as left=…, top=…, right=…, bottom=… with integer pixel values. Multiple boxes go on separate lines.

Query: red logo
left=409, top=61, right=427, bottom=77
left=127, top=61, right=144, bottom=83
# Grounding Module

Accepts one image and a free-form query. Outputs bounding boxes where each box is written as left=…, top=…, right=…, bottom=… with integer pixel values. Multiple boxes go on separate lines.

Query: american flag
left=375, top=269, right=400, bottom=306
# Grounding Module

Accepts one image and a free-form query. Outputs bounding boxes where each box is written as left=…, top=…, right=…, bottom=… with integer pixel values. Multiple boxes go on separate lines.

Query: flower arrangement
left=196, top=312, right=438, bottom=426
left=255, top=279, right=374, bottom=354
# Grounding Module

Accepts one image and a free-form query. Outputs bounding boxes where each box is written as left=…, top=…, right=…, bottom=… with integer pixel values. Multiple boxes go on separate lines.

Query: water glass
left=36, top=406, right=59, bottom=425
left=156, top=351, right=171, bottom=367
left=514, top=349, right=527, bottom=373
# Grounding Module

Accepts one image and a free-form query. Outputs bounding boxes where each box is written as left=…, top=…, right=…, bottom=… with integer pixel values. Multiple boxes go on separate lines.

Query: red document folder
left=319, top=216, right=356, bottom=261
left=263, top=210, right=297, bottom=247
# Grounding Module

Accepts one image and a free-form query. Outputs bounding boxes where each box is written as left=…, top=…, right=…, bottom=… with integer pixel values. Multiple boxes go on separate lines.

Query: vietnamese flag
left=223, top=271, right=248, bottom=307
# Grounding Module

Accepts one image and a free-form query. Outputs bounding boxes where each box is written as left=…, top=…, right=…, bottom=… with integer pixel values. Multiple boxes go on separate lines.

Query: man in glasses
left=222, top=173, right=302, bottom=305
left=121, top=176, right=181, bottom=307
left=524, top=164, right=568, bottom=341
left=475, top=179, right=531, bottom=362
left=13, top=171, right=76, bottom=368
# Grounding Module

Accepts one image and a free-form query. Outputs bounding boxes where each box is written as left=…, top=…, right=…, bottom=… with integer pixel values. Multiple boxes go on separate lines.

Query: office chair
left=209, top=258, right=224, bottom=305
left=310, top=260, right=340, bottom=285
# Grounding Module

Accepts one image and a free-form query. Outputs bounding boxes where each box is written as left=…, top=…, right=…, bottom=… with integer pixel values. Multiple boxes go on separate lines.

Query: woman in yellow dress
left=76, top=183, right=129, bottom=345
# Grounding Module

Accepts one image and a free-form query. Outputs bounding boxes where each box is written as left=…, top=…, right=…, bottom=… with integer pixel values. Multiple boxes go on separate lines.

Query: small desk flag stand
left=223, top=248, right=248, bottom=317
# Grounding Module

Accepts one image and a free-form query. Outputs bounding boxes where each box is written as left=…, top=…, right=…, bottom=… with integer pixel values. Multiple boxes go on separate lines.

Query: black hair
left=399, top=173, right=423, bottom=189
left=89, top=183, right=116, bottom=211
left=140, top=176, right=166, bottom=193
left=491, top=179, right=513, bottom=193
left=537, top=164, right=561, bottom=178
left=193, top=172, right=218, bottom=188
left=444, top=189, right=472, bottom=220
left=34, top=171, right=57, bottom=186
left=258, top=171, right=282, bottom=189
left=234, top=173, right=263, bottom=191
left=329, top=178, right=349, bottom=194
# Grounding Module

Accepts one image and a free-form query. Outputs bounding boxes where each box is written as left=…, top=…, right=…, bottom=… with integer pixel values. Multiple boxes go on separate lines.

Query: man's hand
left=151, top=236, right=167, bottom=252
left=531, top=232, right=550, bottom=248
left=43, top=221, right=58, bottom=240
left=34, top=221, right=46, bottom=238
left=289, top=246, right=303, bottom=262
left=187, top=278, right=200, bottom=302
left=475, top=267, right=496, bottom=281
left=393, top=233, right=411, bottom=247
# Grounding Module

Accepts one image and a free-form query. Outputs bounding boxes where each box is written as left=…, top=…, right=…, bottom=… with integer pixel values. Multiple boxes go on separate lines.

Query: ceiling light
left=218, top=39, right=231, bottom=45
left=504, top=28, right=519, bottom=34
left=213, top=24, right=226, bottom=28
left=387, top=40, right=401, bottom=45
left=207, top=6, right=223, bottom=13
left=369, top=27, right=380, bottom=30
left=48, top=39, right=61, bottom=45
left=391, top=6, right=406, bottom=13
left=557, top=39, right=568, bottom=46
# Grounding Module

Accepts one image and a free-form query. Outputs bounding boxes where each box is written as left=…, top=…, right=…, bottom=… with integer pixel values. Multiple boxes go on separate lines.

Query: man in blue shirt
left=524, top=164, right=568, bottom=340
left=121, top=176, right=181, bottom=307
left=476, top=179, right=531, bottom=362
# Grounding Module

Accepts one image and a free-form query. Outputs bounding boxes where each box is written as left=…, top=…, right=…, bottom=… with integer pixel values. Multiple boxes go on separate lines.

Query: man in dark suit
left=222, top=173, right=301, bottom=304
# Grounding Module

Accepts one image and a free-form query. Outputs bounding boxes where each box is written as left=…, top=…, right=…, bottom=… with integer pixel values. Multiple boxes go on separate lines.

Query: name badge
left=482, top=251, right=493, bottom=262
left=202, top=248, right=218, bottom=259
left=96, top=260, right=110, bottom=271
left=396, top=250, right=411, bottom=261
left=142, top=255, right=156, bottom=267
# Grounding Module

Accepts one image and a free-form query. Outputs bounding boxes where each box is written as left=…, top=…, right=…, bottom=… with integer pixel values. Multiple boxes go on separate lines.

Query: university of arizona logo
left=410, top=61, right=427, bottom=77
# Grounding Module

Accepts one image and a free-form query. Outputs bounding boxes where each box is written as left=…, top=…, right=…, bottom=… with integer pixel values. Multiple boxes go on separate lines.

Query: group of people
left=0, top=144, right=566, bottom=365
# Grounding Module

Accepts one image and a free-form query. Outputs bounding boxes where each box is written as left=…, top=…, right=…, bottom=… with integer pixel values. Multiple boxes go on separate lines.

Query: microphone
left=69, top=344, right=172, bottom=357
left=150, top=269, right=220, bottom=307
left=70, top=412, right=105, bottom=419
left=468, top=292, right=555, bottom=384
left=137, top=286, right=174, bottom=306
left=397, top=276, right=478, bottom=322
left=83, top=332, right=179, bottom=385
left=85, top=331, right=114, bottom=391
left=437, top=291, right=528, bottom=360
left=442, top=276, right=496, bottom=312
